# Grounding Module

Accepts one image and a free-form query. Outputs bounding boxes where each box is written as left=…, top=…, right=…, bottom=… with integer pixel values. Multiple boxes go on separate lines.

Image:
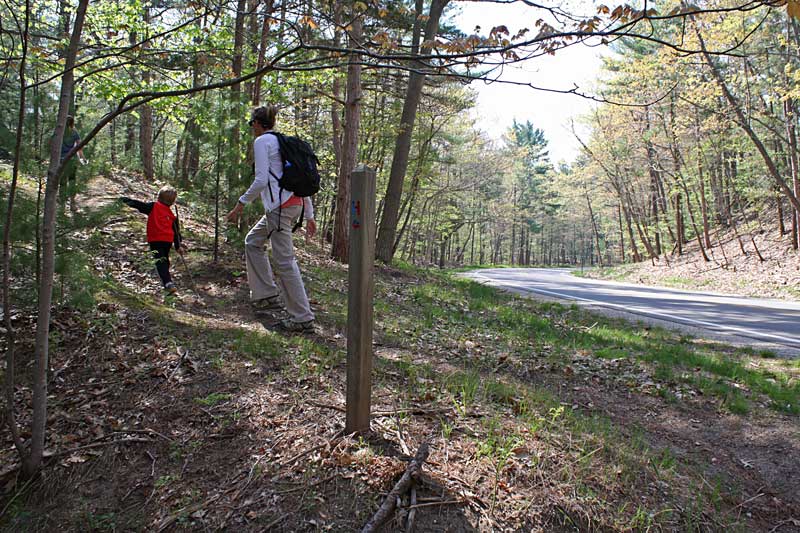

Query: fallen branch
left=361, top=442, right=430, bottom=533
left=309, top=401, right=346, bottom=412
left=218, top=453, right=268, bottom=529
left=273, top=473, right=338, bottom=494
left=48, top=437, right=153, bottom=459
left=156, top=494, right=220, bottom=532
left=373, top=407, right=451, bottom=417
left=406, top=499, right=466, bottom=510
left=277, top=430, right=343, bottom=469
left=405, top=484, right=417, bottom=533
left=278, top=442, right=327, bottom=469
left=769, top=517, right=800, bottom=533
left=309, top=402, right=452, bottom=418
left=112, top=428, right=174, bottom=442
left=167, top=347, right=190, bottom=382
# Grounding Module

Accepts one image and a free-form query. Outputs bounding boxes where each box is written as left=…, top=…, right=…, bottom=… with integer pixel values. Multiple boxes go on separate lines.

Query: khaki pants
left=244, top=205, right=314, bottom=323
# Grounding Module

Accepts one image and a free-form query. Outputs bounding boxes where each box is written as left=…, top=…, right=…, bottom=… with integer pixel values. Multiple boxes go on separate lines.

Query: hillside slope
left=588, top=227, right=800, bottom=302
left=1, top=173, right=799, bottom=532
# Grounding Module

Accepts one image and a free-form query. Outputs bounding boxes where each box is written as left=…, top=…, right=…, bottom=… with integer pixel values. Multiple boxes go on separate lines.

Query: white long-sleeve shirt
left=238, top=131, right=314, bottom=219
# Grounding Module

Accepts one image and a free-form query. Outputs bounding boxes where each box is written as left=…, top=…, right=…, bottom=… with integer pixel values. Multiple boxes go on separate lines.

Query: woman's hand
left=305, top=218, right=317, bottom=241
left=226, top=202, right=244, bottom=222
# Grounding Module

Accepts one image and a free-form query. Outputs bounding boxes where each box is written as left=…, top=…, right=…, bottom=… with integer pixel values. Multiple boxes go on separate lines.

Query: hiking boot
left=252, top=294, right=284, bottom=312
left=165, top=282, right=178, bottom=294
left=275, top=318, right=315, bottom=333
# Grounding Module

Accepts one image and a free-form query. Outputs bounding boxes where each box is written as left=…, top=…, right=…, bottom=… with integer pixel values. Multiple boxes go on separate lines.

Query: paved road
left=464, top=268, right=800, bottom=355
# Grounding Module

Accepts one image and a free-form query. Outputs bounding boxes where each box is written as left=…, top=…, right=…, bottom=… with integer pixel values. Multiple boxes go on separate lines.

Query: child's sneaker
left=252, top=295, right=284, bottom=312
left=165, top=282, right=178, bottom=294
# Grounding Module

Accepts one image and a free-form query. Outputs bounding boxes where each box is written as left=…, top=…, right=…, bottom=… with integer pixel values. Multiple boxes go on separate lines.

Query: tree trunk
left=632, top=202, right=657, bottom=260
left=375, top=0, right=449, bottom=263
left=227, top=0, right=247, bottom=191
left=777, top=189, right=786, bottom=236
left=675, top=192, right=683, bottom=255
left=4, top=0, right=31, bottom=461
left=617, top=204, right=625, bottom=262
left=328, top=0, right=343, bottom=252
left=214, top=93, right=223, bottom=262
left=139, top=7, right=154, bottom=180
left=586, top=190, right=604, bottom=267
left=125, top=114, right=136, bottom=155
left=697, top=147, right=712, bottom=249
left=394, top=175, right=420, bottom=256
left=124, top=30, right=137, bottom=156
left=510, top=184, right=517, bottom=265
left=696, top=24, right=800, bottom=215
left=331, top=15, right=363, bottom=262
left=243, top=0, right=261, bottom=99
left=252, top=0, right=274, bottom=104
left=110, top=113, right=117, bottom=166
left=27, top=0, right=89, bottom=478
left=181, top=61, right=202, bottom=185
left=785, top=99, right=800, bottom=249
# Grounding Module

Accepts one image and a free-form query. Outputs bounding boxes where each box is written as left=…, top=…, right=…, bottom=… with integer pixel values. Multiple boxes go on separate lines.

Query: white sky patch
left=453, top=1, right=610, bottom=164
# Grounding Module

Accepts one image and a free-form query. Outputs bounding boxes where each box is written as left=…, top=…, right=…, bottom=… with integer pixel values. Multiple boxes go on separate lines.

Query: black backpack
left=265, top=132, right=320, bottom=232
left=266, top=132, right=321, bottom=198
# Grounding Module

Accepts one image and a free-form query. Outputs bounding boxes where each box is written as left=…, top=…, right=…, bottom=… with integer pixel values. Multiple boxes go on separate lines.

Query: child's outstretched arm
left=119, top=197, right=154, bottom=215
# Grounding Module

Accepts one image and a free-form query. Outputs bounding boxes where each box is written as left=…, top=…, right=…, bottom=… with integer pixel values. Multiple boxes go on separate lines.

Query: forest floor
left=585, top=224, right=800, bottom=302
left=1, top=173, right=800, bottom=532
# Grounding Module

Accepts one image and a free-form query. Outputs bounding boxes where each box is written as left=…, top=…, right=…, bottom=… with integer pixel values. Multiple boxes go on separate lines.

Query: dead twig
left=47, top=437, right=153, bottom=459
left=308, top=402, right=453, bottom=417
left=309, top=401, right=346, bottom=412
left=278, top=443, right=327, bottom=469
left=395, top=418, right=412, bottom=457
left=405, top=484, right=417, bottom=533
left=261, top=511, right=291, bottom=531
left=373, top=407, right=452, bottom=417
left=146, top=450, right=156, bottom=478
left=274, top=473, right=338, bottom=494
left=0, top=473, right=38, bottom=520
left=218, top=453, right=268, bottom=529
left=113, top=428, right=174, bottom=443
left=361, top=442, right=431, bottom=533
left=406, top=499, right=466, bottom=510
left=177, top=251, right=201, bottom=297
left=769, top=518, right=800, bottom=532
left=167, top=346, right=190, bottom=382
left=278, top=430, right=343, bottom=469
left=156, top=494, right=220, bottom=532
left=49, top=355, right=75, bottom=384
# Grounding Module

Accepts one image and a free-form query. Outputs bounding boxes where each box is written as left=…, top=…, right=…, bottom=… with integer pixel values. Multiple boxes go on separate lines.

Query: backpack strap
left=275, top=187, right=283, bottom=233
left=265, top=131, right=285, bottom=163
left=267, top=168, right=277, bottom=203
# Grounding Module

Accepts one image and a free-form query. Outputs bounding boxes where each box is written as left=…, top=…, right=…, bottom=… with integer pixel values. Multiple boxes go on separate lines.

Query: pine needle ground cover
left=1, top=175, right=798, bottom=532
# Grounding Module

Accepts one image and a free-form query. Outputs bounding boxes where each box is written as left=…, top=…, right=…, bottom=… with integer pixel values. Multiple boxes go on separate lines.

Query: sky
left=453, top=1, right=607, bottom=164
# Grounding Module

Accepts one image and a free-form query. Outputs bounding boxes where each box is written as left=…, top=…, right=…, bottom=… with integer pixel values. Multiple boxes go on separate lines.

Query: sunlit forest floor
left=1, top=172, right=799, bottom=531
left=588, top=226, right=800, bottom=302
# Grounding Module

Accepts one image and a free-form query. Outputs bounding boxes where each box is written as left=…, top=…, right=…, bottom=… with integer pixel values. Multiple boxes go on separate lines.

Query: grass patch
left=423, top=270, right=800, bottom=415
left=194, top=392, right=230, bottom=406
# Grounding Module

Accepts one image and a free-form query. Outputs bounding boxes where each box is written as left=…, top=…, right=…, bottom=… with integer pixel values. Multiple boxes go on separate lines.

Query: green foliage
left=194, top=392, right=230, bottom=406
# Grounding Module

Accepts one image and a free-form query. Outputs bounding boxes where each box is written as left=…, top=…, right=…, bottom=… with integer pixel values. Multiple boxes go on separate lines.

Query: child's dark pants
left=149, top=241, right=173, bottom=286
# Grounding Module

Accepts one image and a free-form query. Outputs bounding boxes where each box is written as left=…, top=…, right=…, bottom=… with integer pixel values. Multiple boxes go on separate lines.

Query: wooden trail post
left=346, top=165, right=376, bottom=434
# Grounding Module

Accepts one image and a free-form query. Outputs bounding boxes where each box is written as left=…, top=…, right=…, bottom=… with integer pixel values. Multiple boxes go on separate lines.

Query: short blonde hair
left=157, top=186, right=177, bottom=205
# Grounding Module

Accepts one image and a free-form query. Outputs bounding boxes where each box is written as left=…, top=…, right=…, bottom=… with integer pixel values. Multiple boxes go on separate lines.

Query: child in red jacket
left=120, top=186, right=185, bottom=294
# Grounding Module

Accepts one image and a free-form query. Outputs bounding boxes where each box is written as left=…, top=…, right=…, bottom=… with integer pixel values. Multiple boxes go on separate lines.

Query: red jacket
left=147, top=201, right=177, bottom=243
